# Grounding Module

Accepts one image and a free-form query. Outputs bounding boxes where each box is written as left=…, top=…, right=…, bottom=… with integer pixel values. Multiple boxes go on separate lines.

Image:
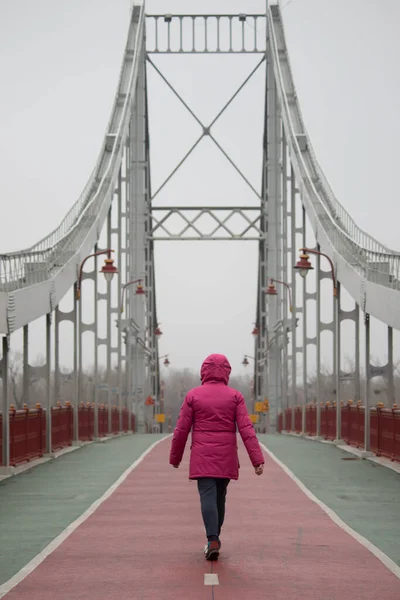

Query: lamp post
left=150, top=325, right=163, bottom=422
left=242, top=354, right=259, bottom=423
left=242, top=353, right=270, bottom=432
left=119, top=278, right=146, bottom=431
left=294, top=248, right=337, bottom=296
left=294, top=248, right=339, bottom=440
left=76, top=250, right=117, bottom=300
left=242, top=353, right=267, bottom=428
left=251, top=324, right=263, bottom=417
left=160, top=378, right=165, bottom=433
left=159, top=354, right=170, bottom=367
left=265, top=279, right=293, bottom=312
left=265, top=278, right=293, bottom=430
left=120, top=279, right=145, bottom=313
left=242, top=354, right=254, bottom=367
left=76, top=249, right=118, bottom=440
left=151, top=354, right=170, bottom=432
left=157, top=355, right=170, bottom=432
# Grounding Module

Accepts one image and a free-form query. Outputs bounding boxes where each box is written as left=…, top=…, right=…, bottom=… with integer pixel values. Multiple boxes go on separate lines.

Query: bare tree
left=9, top=351, right=24, bottom=409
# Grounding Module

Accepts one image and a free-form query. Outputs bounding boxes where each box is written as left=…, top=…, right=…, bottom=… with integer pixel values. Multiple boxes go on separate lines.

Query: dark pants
left=197, top=478, right=230, bottom=540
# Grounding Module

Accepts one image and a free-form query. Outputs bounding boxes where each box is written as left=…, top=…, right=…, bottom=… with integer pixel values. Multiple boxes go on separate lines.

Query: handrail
left=275, top=0, right=397, bottom=257
left=267, top=3, right=400, bottom=288
left=0, top=3, right=146, bottom=290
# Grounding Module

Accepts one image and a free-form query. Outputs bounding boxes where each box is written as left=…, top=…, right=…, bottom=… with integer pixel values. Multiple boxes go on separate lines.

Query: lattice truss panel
left=146, top=13, right=267, bottom=54
left=151, top=207, right=262, bottom=240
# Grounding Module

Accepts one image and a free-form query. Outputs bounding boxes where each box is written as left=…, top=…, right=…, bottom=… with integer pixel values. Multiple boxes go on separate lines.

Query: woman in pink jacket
left=169, top=353, right=265, bottom=560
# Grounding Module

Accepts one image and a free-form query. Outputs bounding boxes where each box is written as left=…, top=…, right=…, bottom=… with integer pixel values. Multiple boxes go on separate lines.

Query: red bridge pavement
left=1, top=436, right=399, bottom=599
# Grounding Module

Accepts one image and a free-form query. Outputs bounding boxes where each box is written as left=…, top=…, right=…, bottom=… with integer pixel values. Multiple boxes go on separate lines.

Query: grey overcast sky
left=0, top=0, right=399, bottom=378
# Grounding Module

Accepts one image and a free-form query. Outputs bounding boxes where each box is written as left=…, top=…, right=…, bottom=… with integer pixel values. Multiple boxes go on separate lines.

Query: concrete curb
left=280, top=431, right=400, bottom=475
left=0, top=431, right=135, bottom=483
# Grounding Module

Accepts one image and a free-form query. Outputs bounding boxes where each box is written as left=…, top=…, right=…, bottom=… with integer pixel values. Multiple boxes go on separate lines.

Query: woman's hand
left=254, top=464, right=264, bottom=476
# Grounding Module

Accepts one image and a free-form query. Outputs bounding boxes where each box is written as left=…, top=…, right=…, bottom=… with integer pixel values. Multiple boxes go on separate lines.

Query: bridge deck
left=0, top=434, right=399, bottom=599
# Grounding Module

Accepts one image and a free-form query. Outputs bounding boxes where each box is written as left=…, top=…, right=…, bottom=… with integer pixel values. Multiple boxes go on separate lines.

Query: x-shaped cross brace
left=146, top=54, right=266, bottom=200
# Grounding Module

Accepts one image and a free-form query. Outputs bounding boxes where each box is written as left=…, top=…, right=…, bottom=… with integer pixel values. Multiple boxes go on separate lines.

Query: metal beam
left=150, top=207, right=263, bottom=240
left=265, top=17, right=282, bottom=433
left=146, top=14, right=267, bottom=54
left=130, top=43, right=148, bottom=433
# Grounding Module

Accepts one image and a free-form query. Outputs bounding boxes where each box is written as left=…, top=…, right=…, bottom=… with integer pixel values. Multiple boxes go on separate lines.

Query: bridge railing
left=268, top=4, right=400, bottom=288
left=0, top=4, right=146, bottom=293
left=0, top=404, right=134, bottom=467
left=279, top=405, right=400, bottom=463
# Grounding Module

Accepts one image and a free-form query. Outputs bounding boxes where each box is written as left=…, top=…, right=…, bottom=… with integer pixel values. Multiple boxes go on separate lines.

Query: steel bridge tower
left=146, top=7, right=277, bottom=428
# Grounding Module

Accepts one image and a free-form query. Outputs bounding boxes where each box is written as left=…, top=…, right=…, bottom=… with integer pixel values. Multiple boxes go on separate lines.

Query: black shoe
left=204, top=540, right=220, bottom=561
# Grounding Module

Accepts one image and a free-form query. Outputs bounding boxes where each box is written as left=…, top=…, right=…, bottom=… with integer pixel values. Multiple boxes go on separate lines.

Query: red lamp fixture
left=77, top=249, right=117, bottom=300
left=251, top=326, right=259, bottom=337
left=135, top=280, right=145, bottom=295
left=265, top=280, right=278, bottom=296
left=294, top=252, right=314, bottom=278
left=120, top=279, right=146, bottom=313
left=265, top=277, right=293, bottom=312
left=163, top=357, right=170, bottom=367
left=100, top=256, right=118, bottom=283
left=154, top=326, right=163, bottom=336
left=242, top=357, right=249, bottom=367
left=294, top=247, right=337, bottom=297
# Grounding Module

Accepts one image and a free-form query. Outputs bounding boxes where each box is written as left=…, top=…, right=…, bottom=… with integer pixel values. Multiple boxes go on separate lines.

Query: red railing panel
left=344, top=406, right=359, bottom=446
left=325, top=407, right=336, bottom=440
left=341, top=406, right=351, bottom=442
left=393, top=411, right=400, bottom=462
left=122, top=409, right=129, bottom=432
left=376, top=409, right=400, bottom=462
left=28, top=408, right=46, bottom=461
left=305, top=406, right=316, bottom=436
left=278, top=405, right=400, bottom=464
left=320, top=406, right=327, bottom=438
left=277, top=413, right=283, bottom=432
left=98, top=406, right=107, bottom=437
left=283, top=408, right=292, bottom=431
left=305, top=406, right=311, bottom=434
left=78, top=406, right=94, bottom=441
left=8, top=408, right=46, bottom=466
left=376, top=409, right=392, bottom=458
left=52, top=406, right=73, bottom=451
left=370, top=408, right=379, bottom=454
left=353, top=407, right=365, bottom=447
left=10, top=409, right=28, bottom=465
left=111, top=408, right=119, bottom=434
left=294, top=407, right=302, bottom=433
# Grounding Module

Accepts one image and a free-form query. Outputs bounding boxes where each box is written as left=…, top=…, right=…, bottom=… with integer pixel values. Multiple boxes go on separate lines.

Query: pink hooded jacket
left=169, top=354, right=264, bottom=480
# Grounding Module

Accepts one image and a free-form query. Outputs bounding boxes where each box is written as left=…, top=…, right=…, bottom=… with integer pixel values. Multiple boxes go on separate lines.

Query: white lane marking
left=260, top=443, right=400, bottom=580
left=0, top=435, right=172, bottom=599
left=204, top=573, right=219, bottom=586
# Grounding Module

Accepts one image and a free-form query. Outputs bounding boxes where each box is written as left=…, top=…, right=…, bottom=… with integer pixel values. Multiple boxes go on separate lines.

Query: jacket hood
left=200, top=354, right=231, bottom=385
